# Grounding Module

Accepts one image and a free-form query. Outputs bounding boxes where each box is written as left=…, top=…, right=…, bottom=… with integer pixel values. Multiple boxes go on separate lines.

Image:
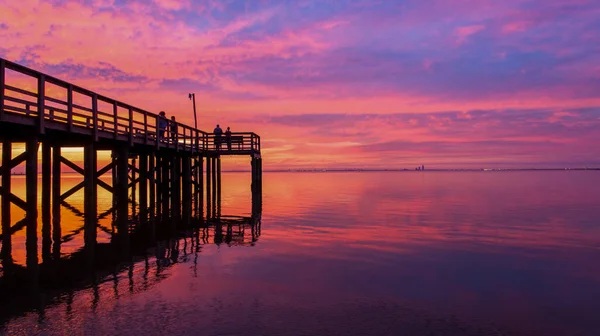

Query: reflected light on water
left=1, top=171, right=600, bottom=335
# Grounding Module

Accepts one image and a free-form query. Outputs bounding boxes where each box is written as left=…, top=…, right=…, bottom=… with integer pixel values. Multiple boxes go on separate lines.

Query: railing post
left=0, top=59, right=5, bottom=121
left=92, top=93, right=98, bottom=141
left=155, top=116, right=160, bottom=149
left=38, top=74, right=46, bottom=134
left=67, top=85, right=73, bottom=132
left=143, top=111, right=148, bottom=144
left=128, top=107, right=133, bottom=146
left=250, top=134, right=254, bottom=151
left=113, top=102, right=118, bottom=139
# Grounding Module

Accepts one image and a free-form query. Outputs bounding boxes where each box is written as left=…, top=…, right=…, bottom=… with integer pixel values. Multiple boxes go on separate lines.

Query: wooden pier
left=0, top=57, right=263, bottom=268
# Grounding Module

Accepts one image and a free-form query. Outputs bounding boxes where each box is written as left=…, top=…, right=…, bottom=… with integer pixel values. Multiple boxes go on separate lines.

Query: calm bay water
left=1, top=171, right=600, bottom=335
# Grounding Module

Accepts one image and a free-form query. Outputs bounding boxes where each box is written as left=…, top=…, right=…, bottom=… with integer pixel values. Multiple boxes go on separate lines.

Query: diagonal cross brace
left=0, top=186, right=27, bottom=211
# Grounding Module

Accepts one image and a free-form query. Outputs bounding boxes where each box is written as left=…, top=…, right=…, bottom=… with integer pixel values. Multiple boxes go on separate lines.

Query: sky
left=1, top=0, right=599, bottom=169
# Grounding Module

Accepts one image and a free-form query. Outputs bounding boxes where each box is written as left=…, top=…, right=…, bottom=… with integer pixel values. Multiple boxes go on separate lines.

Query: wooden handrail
left=0, top=56, right=260, bottom=154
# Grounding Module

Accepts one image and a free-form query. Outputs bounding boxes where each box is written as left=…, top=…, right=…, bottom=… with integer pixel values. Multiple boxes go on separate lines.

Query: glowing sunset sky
left=1, top=0, right=599, bottom=169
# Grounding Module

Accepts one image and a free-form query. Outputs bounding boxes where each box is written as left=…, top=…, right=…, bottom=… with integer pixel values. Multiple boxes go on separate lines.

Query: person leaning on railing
left=225, top=127, right=232, bottom=150
left=158, top=111, right=168, bottom=140
left=170, top=116, right=178, bottom=143
left=214, top=124, right=223, bottom=150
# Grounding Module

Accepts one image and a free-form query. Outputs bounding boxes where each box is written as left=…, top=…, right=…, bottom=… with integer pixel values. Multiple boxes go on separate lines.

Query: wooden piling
left=211, top=156, right=217, bottom=218
left=148, top=153, right=155, bottom=216
left=25, top=138, right=39, bottom=270
left=171, top=156, right=180, bottom=221
left=161, top=153, right=170, bottom=219
left=116, top=146, right=129, bottom=232
left=217, top=157, right=221, bottom=218
left=206, top=156, right=211, bottom=219
left=139, top=153, right=148, bottom=224
left=52, top=145, right=61, bottom=259
left=1, top=141, right=12, bottom=260
left=84, top=143, right=97, bottom=244
left=182, top=155, right=192, bottom=224
left=41, top=143, right=51, bottom=261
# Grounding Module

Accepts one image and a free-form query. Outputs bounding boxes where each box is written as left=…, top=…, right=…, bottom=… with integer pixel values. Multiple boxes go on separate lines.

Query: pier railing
left=205, top=132, right=261, bottom=152
left=0, top=58, right=260, bottom=155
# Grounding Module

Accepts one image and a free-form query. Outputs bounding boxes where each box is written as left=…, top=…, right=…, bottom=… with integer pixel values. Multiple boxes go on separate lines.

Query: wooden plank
left=4, top=84, right=38, bottom=98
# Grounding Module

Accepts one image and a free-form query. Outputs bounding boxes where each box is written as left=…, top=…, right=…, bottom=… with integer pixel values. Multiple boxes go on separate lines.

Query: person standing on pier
left=158, top=111, right=168, bottom=140
left=170, top=116, right=178, bottom=143
left=225, top=127, right=232, bottom=150
left=214, top=124, right=223, bottom=150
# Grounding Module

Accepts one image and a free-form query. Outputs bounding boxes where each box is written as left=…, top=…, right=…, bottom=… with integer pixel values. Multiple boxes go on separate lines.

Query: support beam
left=211, top=156, right=217, bottom=219
left=52, top=145, right=61, bottom=259
left=206, top=157, right=211, bottom=219
left=171, top=156, right=180, bottom=221
left=42, top=143, right=51, bottom=261
left=26, top=139, right=39, bottom=219
left=182, top=155, right=191, bottom=224
left=0, top=151, right=27, bottom=175
left=155, top=154, right=162, bottom=217
left=139, top=153, right=148, bottom=223
left=217, top=157, right=221, bottom=218
left=116, top=146, right=129, bottom=232
left=131, top=158, right=137, bottom=215
left=0, top=59, right=5, bottom=121
left=149, top=153, right=155, bottom=216
left=25, top=138, right=39, bottom=272
left=1, top=141, right=12, bottom=261
left=161, top=154, right=170, bottom=218
left=83, top=143, right=97, bottom=245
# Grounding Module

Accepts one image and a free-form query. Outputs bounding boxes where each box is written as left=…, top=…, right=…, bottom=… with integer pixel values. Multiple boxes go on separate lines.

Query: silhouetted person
left=170, top=116, right=178, bottom=143
left=225, top=126, right=232, bottom=150
left=157, top=111, right=168, bottom=140
left=214, top=124, right=223, bottom=150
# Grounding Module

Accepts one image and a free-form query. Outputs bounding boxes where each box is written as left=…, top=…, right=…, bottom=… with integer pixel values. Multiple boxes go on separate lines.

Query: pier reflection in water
left=0, top=173, right=262, bottom=325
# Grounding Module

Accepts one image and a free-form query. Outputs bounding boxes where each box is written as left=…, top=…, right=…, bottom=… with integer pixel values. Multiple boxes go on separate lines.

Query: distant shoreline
left=10, top=167, right=600, bottom=175
left=224, top=168, right=600, bottom=173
